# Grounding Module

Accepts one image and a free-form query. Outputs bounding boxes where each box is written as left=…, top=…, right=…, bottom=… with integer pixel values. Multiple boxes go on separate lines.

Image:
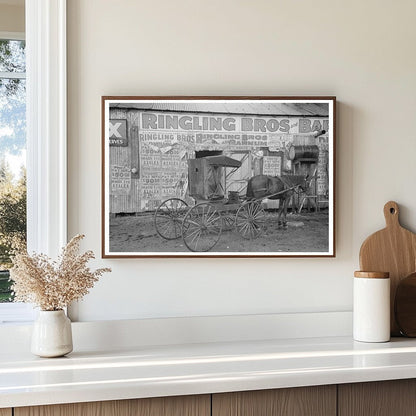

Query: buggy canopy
left=205, top=155, right=242, bottom=168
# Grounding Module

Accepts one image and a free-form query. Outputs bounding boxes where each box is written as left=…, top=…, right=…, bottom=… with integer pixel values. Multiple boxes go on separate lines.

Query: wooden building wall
left=108, top=109, right=329, bottom=214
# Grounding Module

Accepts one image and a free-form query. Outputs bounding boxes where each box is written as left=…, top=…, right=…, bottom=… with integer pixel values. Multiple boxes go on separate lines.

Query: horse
left=246, top=174, right=308, bottom=227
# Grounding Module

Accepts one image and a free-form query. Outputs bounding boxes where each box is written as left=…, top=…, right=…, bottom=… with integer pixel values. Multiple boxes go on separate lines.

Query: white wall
left=67, top=0, right=416, bottom=322
left=0, top=3, right=24, bottom=33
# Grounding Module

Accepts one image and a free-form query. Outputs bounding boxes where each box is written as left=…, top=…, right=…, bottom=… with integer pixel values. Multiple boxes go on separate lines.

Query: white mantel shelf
left=2, top=335, right=416, bottom=409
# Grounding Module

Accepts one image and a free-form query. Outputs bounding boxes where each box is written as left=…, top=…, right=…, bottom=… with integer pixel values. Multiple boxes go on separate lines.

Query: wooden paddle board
left=359, top=201, right=416, bottom=336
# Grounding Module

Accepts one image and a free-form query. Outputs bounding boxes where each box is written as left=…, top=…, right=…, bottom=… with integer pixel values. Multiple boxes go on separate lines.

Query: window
left=0, top=1, right=67, bottom=324
left=0, top=33, right=34, bottom=322
left=0, top=36, right=26, bottom=301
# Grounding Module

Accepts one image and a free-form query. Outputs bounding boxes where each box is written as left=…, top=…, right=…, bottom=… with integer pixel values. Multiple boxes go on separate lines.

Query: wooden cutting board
left=359, top=201, right=416, bottom=336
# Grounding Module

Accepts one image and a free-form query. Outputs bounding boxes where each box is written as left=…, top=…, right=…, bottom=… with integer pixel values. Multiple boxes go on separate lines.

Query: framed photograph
left=102, top=96, right=336, bottom=258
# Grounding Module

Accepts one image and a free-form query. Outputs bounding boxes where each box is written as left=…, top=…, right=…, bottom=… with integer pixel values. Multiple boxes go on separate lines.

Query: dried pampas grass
left=10, top=234, right=111, bottom=311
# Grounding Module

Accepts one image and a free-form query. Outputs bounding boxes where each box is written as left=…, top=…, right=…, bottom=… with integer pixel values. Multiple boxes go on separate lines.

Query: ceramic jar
left=353, top=271, right=390, bottom=343
left=31, top=310, right=73, bottom=357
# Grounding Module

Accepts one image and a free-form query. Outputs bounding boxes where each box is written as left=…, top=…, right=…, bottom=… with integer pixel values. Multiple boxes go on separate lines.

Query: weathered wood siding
left=107, top=108, right=330, bottom=214
left=109, top=109, right=141, bottom=214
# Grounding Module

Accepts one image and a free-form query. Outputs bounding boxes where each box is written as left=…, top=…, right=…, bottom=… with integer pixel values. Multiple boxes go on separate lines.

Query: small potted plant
left=10, top=234, right=111, bottom=357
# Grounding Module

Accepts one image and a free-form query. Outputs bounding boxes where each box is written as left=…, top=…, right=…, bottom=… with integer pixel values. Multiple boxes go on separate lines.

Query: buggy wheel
left=154, top=198, right=188, bottom=240
left=235, top=201, right=266, bottom=239
left=182, top=203, right=223, bottom=252
left=221, top=212, right=236, bottom=231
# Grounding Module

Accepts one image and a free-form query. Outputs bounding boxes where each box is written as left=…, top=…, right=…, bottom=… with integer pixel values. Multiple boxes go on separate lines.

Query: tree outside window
left=0, top=38, right=27, bottom=302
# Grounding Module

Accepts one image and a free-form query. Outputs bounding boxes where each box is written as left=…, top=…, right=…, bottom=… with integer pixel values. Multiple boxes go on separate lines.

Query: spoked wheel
left=221, top=212, right=236, bottom=231
left=235, top=201, right=266, bottom=239
left=182, top=203, right=223, bottom=252
left=154, top=198, right=188, bottom=240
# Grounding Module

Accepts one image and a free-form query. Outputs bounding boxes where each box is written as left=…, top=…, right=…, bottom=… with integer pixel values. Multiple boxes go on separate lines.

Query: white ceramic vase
left=31, top=310, right=73, bottom=357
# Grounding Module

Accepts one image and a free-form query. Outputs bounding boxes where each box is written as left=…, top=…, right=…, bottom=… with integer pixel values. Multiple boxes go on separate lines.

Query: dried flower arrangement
left=10, top=234, right=111, bottom=311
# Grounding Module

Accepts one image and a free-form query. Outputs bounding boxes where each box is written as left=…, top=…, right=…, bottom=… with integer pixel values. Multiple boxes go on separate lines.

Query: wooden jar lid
left=354, top=271, right=390, bottom=279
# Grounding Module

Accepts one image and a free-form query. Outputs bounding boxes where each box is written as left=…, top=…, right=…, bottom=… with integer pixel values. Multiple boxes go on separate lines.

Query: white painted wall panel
left=67, top=0, right=416, bottom=322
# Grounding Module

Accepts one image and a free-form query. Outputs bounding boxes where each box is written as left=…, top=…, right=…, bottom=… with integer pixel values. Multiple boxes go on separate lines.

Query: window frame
left=26, top=0, right=67, bottom=257
left=0, top=31, right=31, bottom=320
left=0, top=0, right=67, bottom=323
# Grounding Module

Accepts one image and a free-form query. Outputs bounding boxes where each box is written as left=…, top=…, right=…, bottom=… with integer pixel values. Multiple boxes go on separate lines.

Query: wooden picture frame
left=102, top=96, right=336, bottom=258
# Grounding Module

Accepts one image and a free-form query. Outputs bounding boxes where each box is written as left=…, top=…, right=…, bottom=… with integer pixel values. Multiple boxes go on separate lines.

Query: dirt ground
left=109, top=209, right=329, bottom=253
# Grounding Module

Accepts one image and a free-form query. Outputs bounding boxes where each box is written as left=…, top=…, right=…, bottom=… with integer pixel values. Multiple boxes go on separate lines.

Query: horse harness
left=252, top=176, right=303, bottom=199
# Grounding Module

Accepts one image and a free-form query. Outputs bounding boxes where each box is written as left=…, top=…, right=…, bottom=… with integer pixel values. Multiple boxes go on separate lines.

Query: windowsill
left=0, top=303, right=36, bottom=324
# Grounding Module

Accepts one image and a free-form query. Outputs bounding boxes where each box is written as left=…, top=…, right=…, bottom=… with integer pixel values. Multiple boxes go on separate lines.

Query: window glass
left=0, top=39, right=26, bottom=303
left=0, top=40, right=25, bottom=72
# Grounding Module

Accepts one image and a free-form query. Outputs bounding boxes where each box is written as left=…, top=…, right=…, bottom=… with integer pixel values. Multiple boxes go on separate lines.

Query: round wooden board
left=395, top=272, right=416, bottom=337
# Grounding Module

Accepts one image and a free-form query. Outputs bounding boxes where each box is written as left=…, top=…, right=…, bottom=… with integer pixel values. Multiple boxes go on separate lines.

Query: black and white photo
left=102, top=97, right=335, bottom=257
